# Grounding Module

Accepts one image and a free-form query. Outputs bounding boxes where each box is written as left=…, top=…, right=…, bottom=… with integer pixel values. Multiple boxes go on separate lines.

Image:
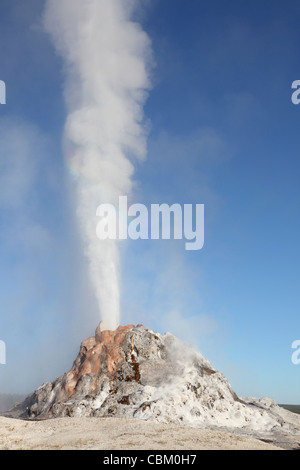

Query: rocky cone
left=4, top=323, right=300, bottom=448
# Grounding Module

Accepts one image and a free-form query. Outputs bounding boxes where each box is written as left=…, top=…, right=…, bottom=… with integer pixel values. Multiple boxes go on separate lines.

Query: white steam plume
left=43, top=0, right=152, bottom=330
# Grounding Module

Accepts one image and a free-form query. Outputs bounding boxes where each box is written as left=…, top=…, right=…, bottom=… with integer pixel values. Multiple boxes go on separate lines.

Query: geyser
left=5, top=322, right=300, bottom=451
left=43, top=0, right=152, bottom=330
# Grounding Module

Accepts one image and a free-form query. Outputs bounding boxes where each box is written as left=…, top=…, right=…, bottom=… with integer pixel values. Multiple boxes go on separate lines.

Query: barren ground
left=0, top=416, right=283, bottom=450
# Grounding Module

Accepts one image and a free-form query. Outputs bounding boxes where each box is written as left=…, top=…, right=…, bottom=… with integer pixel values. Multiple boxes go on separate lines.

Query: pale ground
left=0, top=416, right=282, bottom=450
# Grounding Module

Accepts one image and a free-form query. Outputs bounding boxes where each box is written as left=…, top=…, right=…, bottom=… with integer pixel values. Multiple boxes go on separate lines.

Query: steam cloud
left=43, top=0, right=152, bottom=330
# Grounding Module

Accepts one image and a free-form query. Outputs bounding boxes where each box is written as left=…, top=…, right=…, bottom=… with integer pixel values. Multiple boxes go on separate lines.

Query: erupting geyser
left=43, top=0, right=153, bottom=330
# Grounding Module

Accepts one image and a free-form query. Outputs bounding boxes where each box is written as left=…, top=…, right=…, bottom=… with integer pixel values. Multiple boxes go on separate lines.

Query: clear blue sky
left=0, top=0, right=299, bottom=404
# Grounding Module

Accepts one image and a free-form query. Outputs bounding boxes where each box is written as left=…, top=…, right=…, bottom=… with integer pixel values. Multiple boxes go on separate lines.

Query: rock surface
left=0, top=416, right=282, bottom=450
left=4, top=323, right=300, bottom=449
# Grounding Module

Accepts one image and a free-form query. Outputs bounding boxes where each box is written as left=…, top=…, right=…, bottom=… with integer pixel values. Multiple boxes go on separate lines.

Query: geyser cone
left=5, top=322, right=300, bottom=448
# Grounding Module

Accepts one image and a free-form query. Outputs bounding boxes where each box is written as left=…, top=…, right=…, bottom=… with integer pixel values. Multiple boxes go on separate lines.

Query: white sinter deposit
left=5, top=324, right=300, bottom=447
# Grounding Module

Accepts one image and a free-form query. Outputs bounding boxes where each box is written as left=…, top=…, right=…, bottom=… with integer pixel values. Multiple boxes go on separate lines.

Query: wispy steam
left=43, top=0, right=152, bottom=330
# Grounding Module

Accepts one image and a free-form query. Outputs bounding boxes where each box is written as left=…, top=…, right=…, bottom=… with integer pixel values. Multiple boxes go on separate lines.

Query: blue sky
left=0, top=0, right=299, bottom=404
